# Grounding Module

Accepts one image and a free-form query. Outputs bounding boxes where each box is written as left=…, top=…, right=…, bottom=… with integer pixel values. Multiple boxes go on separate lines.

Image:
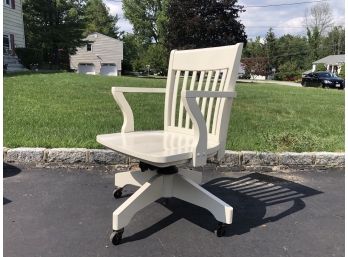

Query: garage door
left=100, top=63, right=118, bottom=76
left=78, top=63, right=95, bottom=75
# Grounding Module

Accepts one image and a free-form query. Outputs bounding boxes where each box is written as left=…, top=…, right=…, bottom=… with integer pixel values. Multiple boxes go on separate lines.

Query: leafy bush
left=315, top=63, right=327, bottom=71
left=15, top=48, right=43, bottom=69
left=274, top=61, right=301, bottom=81
left=339, top=64, right=345, bottom=78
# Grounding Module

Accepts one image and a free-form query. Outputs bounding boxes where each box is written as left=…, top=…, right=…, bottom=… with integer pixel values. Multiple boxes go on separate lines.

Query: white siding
left=70, top=32, right=123, bottom=75
left=3, top=0, right=26, bottom=48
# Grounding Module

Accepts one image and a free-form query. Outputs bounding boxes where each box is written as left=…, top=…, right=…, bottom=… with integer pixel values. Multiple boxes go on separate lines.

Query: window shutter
left=11, top=0, right=15, bottom=9
left=10, top=34, right=15, bottom=55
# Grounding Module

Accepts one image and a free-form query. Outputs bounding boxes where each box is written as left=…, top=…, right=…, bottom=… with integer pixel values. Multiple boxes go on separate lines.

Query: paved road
left=3, top=164, right=344, bottom=257
left=238, top=79, right=302, bottom=87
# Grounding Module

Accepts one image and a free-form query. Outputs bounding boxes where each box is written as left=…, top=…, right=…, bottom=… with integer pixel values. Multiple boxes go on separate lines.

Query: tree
left=264, top=28, right=278, bottom=73
left=242, top=57, right=268, bottom=80
left=305, top=2, right=334, bottom=36
left=123, top=0, right=169, bottom=44
left=23, top=0, right=86, bottom=68
left=322, top=26, right=345, bottom=55
left=307, top=26, right=321, bottom=61
left=168, top=0, right=247, bottom=49
left=84, top=0, right=120, bottom=38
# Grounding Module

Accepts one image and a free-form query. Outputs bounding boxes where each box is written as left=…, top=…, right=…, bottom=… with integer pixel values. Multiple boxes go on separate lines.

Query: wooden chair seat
left=97, top=131, right=220, bottom=166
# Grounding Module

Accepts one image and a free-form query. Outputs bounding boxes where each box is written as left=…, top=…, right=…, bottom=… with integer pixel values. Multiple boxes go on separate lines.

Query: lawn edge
left=3, top=147, right=345, bottom=172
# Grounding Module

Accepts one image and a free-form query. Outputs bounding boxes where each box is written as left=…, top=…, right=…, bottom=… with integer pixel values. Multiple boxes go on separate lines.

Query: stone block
left=279, top=152, right=314, bottom=166
left=6, top=148, right=45, bottom=163
left=88, top=149, right=128, bottom=164
left=314, top=152, right=345, bottom=166
left=47, top=148, right=87, bottom=163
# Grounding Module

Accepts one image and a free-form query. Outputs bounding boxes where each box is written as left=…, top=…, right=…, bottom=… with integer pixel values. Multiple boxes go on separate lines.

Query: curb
left=3, top=147, right=345, bottom=171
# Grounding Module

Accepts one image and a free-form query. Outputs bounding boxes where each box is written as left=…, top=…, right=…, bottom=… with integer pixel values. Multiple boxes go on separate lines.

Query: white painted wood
left=97, top=131, right=220, bottom=165
left=113, top=175, right=163, bottom=230
left=181, top=94, right=207, bottom=166
left=112, top=172, right=233, bottom=230
left=178, top=70, right=189, bottom=128
left=114, top=170, right=157, bottom=188
left=172, top=174, right=233, bottom=224
left=178, top=169, right=202, bottom=184
left=111, top=87, right=166, bottom=133
left=111, top=91, right=134, bottom=133
left=185, top=71, right=197, bottom=128
left=170, top=70, right=181, bottom=126
left=101, top=44, right=244, bottom=235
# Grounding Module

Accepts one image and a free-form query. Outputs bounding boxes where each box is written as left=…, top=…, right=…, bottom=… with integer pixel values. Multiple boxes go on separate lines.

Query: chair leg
left=178, top=169, right=202, bottom=184
left=114, top=169, right=157, bottom=188
left=113, top=175, right=163, bottom=230
left=172, top=174, right=233, bottom=224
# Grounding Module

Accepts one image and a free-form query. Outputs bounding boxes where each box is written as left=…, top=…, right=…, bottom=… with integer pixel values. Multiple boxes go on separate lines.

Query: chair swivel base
left=110, top=163, right=232, bottom=245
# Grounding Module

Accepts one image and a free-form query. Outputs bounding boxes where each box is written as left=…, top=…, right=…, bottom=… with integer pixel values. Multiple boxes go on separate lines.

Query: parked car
left=301, top=71, right=344, bottom=89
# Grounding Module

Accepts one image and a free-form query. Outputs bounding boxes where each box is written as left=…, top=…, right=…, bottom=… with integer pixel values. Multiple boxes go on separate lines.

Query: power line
left=245, top=0, right=328, bottom=8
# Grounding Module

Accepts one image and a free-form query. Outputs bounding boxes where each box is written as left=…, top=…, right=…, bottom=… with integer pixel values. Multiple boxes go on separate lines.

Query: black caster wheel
left=110, top=228, right=124, bottom=245
left=113, top=187, right=123, bottom=199
left=214, top=222, right=226, bottom=237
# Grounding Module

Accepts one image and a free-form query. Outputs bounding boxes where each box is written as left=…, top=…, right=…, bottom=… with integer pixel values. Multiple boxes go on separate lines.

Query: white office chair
left=97, top=43, right=243, bottom=245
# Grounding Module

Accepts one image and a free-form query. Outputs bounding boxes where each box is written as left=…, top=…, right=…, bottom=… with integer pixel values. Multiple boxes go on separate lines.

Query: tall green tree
left=84, top=0, right=120, bottom=38
left=167, top=0, right=247, bottom=49
left=23, top=0, right=86, bottom=68
left=264, top=28, right=278, bottom=71
left=322, top=26, right=345, bottom=55
left=123, top=0, right=169, bottom=44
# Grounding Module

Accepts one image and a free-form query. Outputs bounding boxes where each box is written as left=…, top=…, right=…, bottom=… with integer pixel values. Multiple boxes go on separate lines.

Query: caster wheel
left=110, top=228, right=124, bottom=245
left=113, top=187, right=123, bottom=199
left=214, top=222, right=226, bottom=237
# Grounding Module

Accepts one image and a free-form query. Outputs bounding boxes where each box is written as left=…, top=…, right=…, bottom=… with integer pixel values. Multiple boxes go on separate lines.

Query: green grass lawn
left=4, top=72, right=344, bottom=152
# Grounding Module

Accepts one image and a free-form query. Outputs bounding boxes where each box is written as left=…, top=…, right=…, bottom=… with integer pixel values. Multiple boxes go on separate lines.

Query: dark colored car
left=301, top=71, right=344, bottom=89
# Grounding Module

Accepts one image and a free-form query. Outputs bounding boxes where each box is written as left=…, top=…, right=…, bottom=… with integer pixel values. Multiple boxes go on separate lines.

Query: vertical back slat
left=200, top=70, right=212, bottom=118
left=196, top=71, right=205, bottom=105
left=171, top=70, right=181, bottom=126
left=206, top=70, right=220, bottom=132
left=185, top=71, right=197, bottom=128
left=178, top=70, right=189, bottom=128
left=212, top=69, right=227, bottom=134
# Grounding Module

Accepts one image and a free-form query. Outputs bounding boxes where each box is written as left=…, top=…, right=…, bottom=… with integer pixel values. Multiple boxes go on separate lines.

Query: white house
left=70, top=32, right=123, bottom=76
left=312, top=55, right=345, bottom=74
left=3, top=0, right=27, bottom=71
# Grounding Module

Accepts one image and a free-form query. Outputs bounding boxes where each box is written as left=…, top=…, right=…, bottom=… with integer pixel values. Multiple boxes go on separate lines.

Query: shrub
left=339, top=64, right=345, bottom=78
left=275, top=61, right=301, bottom=81
left=315, top=63, right=327, bottom=71
left=15, top=48, right=43, bottom=69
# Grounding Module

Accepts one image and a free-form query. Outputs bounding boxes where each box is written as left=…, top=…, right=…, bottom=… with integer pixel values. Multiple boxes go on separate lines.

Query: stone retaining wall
left=3, top=148, right=345, bottom=171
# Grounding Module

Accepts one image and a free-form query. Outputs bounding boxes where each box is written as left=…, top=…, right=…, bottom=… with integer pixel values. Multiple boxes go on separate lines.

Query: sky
left=104, top=0, right=345, bottom=40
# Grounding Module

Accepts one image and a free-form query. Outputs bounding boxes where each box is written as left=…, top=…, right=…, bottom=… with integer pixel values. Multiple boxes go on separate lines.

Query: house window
left=87, top=43, right=92, bottom=51
left=4, top=0, right=10, bottom=6
left=3, top=34, right=11, bottom=54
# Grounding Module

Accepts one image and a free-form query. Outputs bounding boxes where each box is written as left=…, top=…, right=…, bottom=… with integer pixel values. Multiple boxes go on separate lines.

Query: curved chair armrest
left=180, top=90, right=236, bottom=166
left=111, top=87, right=166, bottom=133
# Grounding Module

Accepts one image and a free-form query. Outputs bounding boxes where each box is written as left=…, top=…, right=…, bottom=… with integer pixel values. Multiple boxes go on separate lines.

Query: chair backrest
left=164, top=43, right=243, bottom=160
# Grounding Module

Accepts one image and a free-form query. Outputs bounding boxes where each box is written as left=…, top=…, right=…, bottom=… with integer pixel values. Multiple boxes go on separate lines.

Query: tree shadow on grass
left=122, top=172, right=322, bottom=243
left=4, top=70, right=66, bottom=78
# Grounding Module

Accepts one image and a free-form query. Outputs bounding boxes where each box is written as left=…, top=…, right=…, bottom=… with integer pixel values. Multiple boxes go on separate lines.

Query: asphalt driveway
left=3, top=164, right=344, bottom=257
